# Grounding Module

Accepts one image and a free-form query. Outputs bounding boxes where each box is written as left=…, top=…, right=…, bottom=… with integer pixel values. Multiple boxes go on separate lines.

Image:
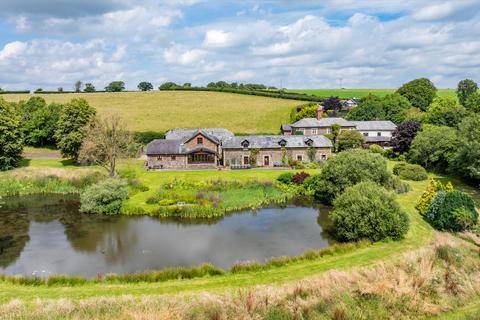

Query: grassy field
left=2, top=91, right=301, bottom=134
left=288, top=88, right=456, bottom=99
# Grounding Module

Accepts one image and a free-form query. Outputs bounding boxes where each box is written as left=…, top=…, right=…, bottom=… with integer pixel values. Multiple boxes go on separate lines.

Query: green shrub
left=80, top=178, right=128, bottom=215
left=133, top=131, right=165, bottom=144
left=309, top=149, right=393, bottom=204
left=369, top=144, right=386, bottom=155
left=393, top=162, right=428, bottom=181
left=389, top=175, right=411, bottom=194
left=426, top=190, right=478, bottom=231
left=277, top=172, right=294, bottom=184
left=331, top=181, right=409, bottom=242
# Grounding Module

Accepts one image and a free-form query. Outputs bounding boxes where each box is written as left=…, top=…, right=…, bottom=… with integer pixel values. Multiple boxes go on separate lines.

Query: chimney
left=316, top=105, right=323, bottom=120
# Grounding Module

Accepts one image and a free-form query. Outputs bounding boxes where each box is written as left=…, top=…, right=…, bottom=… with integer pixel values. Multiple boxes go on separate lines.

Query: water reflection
left=0, top=195, right=332, bottom=276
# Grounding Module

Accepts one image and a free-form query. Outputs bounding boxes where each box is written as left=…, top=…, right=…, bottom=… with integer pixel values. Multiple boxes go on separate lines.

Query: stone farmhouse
left=281, top=106, right=396, bottom=147
left=146, top=128, right=332, bottom=170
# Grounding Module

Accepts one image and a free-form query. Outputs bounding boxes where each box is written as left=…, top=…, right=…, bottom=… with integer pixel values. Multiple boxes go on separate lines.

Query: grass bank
left=3, top=91, right=301, bottom=134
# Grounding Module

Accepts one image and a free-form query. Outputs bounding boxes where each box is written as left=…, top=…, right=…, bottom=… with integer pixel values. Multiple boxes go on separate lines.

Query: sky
left=0, top=0, right=479, bottom=90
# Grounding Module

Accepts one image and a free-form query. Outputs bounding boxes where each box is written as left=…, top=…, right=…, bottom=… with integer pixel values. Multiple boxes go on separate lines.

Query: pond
left=0, top=195, right=333, bottom=277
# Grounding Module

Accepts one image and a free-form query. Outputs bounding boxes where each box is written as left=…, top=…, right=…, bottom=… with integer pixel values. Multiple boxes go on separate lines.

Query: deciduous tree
left=391, top=120, right=421, bottom=153
left=337, top=129, right=364, bottom=151
left=105, top=81, right=125, bottom=92
left=55, top=98, right=96, bottom=160
left=0, top=98, right=24, bottom=170
left=137, top=82, right=153, bottom=91
left=464, top=92, right=480, bottom=113
left=396, top=78, right=437, bottom=111
left=424, top=97, right=468, bottom=127
left=456, top=79, right=478, bottom=105
left=84, top=83, right=96, bottom=92
left=346, top=94, right=385, bottom=120
left=78, top=115, right=133, bottom=177
left=450, top=114, right=480, bottom=184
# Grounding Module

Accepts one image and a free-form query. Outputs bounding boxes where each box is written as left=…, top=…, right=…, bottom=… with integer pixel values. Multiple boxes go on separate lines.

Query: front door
left=243, top=156, right=249, bottom=165
left=263, top=155, right=270, bottom=166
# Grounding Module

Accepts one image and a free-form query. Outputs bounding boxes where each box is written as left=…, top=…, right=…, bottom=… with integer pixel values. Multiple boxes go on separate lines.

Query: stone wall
left=223, top=147, right=331, bottom=167
left=147, top=155, right=188, bottom=169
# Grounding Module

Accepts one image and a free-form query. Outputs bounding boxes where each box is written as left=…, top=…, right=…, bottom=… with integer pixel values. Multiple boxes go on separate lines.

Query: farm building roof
left=166, top=128, right=234, bottom=143
left=222, top=135, right=332, bottom=149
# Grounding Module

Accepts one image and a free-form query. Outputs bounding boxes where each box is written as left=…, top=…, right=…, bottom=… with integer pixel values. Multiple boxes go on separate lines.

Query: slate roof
left=222, top=135, right=332, bottom=149
left=364, top=136, right=392, bottom=143
left=146, top=139, right=183, bottom=155
left=281, top=124, right=292, bottom=131
left=349, top=121, right=397, bottom=131
left=166, top=128, right=234, bottom=143
left=291, top=117, right=355, bottom=128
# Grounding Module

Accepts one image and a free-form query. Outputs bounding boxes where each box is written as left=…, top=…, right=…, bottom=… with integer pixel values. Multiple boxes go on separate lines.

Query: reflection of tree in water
left=0, top=206, right=30, bottom=268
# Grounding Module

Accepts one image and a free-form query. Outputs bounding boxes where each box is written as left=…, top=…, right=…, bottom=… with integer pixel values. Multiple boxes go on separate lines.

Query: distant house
left=281, top=106, right=396, bottom=147
left=146, top=128, right=333, bottom=170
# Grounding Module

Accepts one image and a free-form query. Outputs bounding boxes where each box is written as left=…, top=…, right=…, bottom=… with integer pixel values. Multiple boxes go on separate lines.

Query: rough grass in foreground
left=1, top=234, right=479, bottom=319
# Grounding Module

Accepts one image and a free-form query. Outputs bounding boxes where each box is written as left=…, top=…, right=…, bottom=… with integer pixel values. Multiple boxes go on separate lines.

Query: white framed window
left=363, top=132, right=368, bottom=137
left=326, top=128, right=331, bottom=134
left=296, top=155, right=303, bottom=161
left=311, top=128, right=318, bottom=135
left=377, top=132, right=382, bottom=136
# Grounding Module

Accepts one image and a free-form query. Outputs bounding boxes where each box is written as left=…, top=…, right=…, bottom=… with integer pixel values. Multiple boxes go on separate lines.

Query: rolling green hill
left=3, top=91, right=302, bottom=134
left=288, top=88, right=456, bottom=99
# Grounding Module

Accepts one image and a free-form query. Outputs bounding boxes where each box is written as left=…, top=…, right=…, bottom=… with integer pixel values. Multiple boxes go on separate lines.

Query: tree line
left=0, top=96, right=133, bottom=177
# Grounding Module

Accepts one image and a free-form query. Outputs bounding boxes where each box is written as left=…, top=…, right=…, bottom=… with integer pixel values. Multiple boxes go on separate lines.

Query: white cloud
left=163, top=45, right=206, bottom=65
left=0, top=41, right=28, bottom=60
left=203, top=29, right=233, bottom=48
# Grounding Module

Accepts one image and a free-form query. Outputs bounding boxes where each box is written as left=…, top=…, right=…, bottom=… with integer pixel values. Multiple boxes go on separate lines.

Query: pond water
left=0, top=195, right=333, bottom=277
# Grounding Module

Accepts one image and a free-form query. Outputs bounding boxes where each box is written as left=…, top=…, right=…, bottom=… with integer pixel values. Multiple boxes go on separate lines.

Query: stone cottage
left=222, top=135, right=332, bottom=167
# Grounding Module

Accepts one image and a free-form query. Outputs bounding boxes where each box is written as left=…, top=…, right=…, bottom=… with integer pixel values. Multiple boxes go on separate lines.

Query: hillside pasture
left=289, top=88, right=456, bottom=99
left=3, top=91, right=301, bottom=134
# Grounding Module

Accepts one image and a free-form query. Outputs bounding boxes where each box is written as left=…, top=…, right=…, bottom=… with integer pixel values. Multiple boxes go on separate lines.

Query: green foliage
left=105, top=81, right=125, bottom=92
left=137, top=82, right=153, bottom=91
left=450, top=114, right=480, bottom=183
left=408, top=125, right=458, bottom=171
left=80, top=178, right=128, bottom=215
left=83, top=83, right=95, bottom=92
left=464, top=92, right=480, bottom=113
left=331, top=182, right=409, bottom=242
left=277, top=172, right=294, bottom=184
left=308, top=149, right=392, bottom=204
left=0, top=98, right=24, bottom=170
left=369, top=144, right=385, bottom=155
left=393, top=162, right=428, bottom=181
left=424, top=97, right=468, bottom=127
left=456, top=79, right=478, bottom=105
left=337, top=129, right=364, bottom=151
left=293, top=105, right=317, bottom=122
left=346, top=94, right=385, bottom=120
left=158, top=82, right=179, bottom=90
left=382, top=93, right=412, bottom=123
left=396, top=78, right=437, bottom=111
left=55, top=98, right=96, bottom=160
left=133, top=131, right=165, bottom=144
left=391, top=120, right=422, bottom=153
left=415, top=179, right=443, bottom=216
left=426, top=190, right=477, bottom=231
left=22, top=100, right=62, bottom=146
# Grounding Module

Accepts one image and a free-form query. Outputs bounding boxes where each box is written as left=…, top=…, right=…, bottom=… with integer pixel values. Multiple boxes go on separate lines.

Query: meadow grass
left=3, top=91, right=301, bottom=133
left=288, top=88, right=456, bottom=99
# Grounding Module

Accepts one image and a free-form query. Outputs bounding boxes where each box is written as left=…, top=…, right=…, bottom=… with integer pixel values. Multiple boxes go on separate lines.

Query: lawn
left=288, top=88, right=456, bottom=99
left=2, top=91, right=302, bottom=134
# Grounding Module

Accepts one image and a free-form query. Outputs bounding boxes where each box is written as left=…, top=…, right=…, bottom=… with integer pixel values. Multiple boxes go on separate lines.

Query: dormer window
left=278, top=139, right=287, bottom=147
left=197, top=137, right=203, bottom=144
left=304, top=139, right=313, bottom=146
left=241, top=140, right=250, bottom=148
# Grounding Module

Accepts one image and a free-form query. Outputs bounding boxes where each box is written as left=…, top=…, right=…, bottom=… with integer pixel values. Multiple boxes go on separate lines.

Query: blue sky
left=0, top=0, right=479, bottom=90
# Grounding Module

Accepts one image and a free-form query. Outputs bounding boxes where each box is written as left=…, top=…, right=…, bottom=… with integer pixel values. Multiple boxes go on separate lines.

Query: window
left=326, top=128, right=331, bottom=134
left=157, top=156, right=162, bottom=160
left=311, top=129, right=318, bottom=135
left=197, top=137, right=203, bottom=144
left=363, top=132, right=368, bottom=137
left=321, top=154, right=327, bottom=160
left=188, top=153, right=214, bottom=164
left=377, top=132, right=382, bottom=137
left=296, top=155, right=303, bottom=161
left=243, top=156, right=249, bottom=165
left=171, top=155, right=176, bottom=160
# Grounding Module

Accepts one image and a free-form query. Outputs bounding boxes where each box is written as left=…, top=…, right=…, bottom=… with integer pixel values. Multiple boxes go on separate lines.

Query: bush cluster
left=426, top=190, right=478, bottom=231
left=393, top=162, right=428, bottom=181
left=80, top=178, right=128, bottom=215
left=330, top=182, right=409, bottom=242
